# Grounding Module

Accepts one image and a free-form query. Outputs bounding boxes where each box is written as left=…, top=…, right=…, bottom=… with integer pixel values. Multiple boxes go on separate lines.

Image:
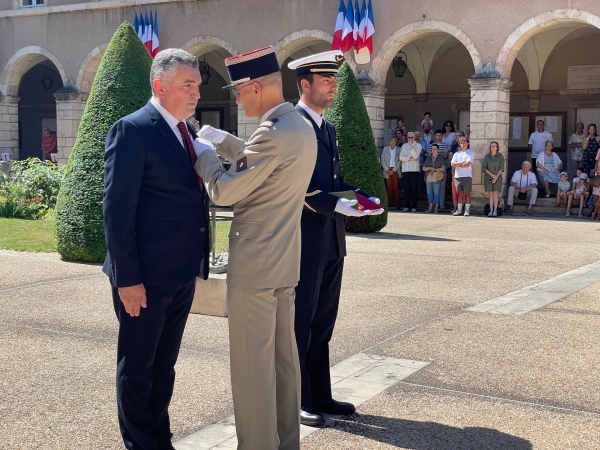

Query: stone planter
left=191, top=273, right=228, bottom=317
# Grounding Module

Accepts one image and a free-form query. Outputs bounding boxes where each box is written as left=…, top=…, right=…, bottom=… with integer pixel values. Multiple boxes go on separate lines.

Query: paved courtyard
left=1, top=212, right=599, bottom=449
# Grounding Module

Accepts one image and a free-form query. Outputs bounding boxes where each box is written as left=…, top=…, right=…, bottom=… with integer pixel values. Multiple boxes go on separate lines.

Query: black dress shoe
left=300, top=405, right=325, bottom=427
left=314, top=399, right=356, bottom=415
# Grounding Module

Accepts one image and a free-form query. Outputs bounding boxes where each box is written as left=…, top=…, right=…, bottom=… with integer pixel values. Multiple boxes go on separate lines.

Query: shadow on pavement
left=327, top=414, right=532, bottom=450
left=355, top=232, right=458, bottom=242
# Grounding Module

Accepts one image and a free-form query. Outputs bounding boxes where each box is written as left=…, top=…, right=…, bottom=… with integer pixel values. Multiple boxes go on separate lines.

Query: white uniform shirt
left=528, top=131, right=553, bottom=159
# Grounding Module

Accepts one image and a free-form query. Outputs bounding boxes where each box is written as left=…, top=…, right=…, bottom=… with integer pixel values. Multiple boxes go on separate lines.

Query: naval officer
left=288, top=50, right=383, bottom=427
left=192, top=46, right=317, bottom=450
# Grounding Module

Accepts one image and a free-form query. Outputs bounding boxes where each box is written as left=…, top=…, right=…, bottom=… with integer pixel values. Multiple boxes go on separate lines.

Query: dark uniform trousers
left=112, top=280, right=196, bottom=450
left=294, top=258, right=344, bottom=406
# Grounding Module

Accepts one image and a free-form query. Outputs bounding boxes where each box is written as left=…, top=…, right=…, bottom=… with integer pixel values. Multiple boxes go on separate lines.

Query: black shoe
left=300, top=405, right=325, bottom=427
left=314, top=399, right=356, bottom=415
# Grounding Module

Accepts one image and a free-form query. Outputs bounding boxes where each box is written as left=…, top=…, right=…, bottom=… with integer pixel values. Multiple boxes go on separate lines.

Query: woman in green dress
left=482, top=141, right=505, bottom=216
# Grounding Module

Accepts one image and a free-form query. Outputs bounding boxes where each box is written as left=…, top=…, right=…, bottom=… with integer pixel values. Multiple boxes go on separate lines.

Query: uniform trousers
left=385, top=171, right=401, bottom=208
left=294, top=258, right=344, bottom=407
left=227, top=285, right=301, bottom=450
left=112, top=280, right=196, bottom=450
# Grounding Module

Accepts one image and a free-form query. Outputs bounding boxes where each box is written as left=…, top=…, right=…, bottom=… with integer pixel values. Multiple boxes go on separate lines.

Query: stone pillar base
left=54, top=86, right=87, bottom=164
left=0, top=95, right=19, bottom=161
left=357, top=70, right=387, bottom=150
left=190, top=273, right=228, bottom=317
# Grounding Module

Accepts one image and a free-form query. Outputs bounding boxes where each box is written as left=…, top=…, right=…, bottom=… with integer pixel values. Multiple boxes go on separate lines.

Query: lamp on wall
left=40, top=65, right=54, bottom=90
left=199, top=56, right=212, bottom=85
left=391, top=51, right=408, bottom=78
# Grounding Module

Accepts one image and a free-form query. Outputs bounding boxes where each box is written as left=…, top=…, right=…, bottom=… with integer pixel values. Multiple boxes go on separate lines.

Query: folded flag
left=331, top=191, right=382, bottom=212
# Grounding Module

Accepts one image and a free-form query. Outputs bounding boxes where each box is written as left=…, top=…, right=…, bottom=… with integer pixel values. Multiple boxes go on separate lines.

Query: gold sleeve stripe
left=305, top=190, right=322, bottom=197
left=304, top=202, right=317, bottom=213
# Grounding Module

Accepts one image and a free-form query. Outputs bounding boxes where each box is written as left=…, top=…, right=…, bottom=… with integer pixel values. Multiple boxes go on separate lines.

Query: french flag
left=331, top=0, right=345, bottom=51
left=352, top=0, right=360, bottom=51
left=144, top=11, right=153, bottom=54
left=151, top=11, right=160, bottom=58
left=136, top=11, right=145, bottom=42
left=355, top=0, right=366, bottom=52
left=365, top=0, right=375, bottom=54
left=340, top=0, right=354, bottom=53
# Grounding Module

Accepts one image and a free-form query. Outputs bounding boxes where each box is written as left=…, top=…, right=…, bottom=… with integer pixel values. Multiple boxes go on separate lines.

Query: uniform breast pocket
left=228, top=221, right=260, bottom=276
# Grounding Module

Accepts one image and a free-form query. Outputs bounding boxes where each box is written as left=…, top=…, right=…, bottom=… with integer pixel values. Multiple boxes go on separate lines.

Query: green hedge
left=54, top=22, right=152, bottom=262
left=324, top=62, right=387, bottom=233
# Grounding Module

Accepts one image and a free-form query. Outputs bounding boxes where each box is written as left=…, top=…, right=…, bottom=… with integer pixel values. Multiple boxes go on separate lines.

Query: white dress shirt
left=260, top=102, right=290, bottom=123
left=297, top=100, right=323, bottom=128
left=389, top=148, right=396, bottom=167
left=150, top=97, right=194, bottom=147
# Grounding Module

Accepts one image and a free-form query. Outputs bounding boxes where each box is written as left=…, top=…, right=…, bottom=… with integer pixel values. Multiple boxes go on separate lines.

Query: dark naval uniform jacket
left=295, top=105, right=368, bottom=262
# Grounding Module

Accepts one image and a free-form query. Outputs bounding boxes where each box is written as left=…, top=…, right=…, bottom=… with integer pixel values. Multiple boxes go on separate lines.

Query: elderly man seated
left=506, top=161, right=538, bottom=215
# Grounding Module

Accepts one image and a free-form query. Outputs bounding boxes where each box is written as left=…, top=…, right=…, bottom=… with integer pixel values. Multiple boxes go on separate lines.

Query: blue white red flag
left=365, top=0, right=375, bottom=53
left=152, top=11, right=160, bottom=58
left=145, top=11, right=153, bottom=54
left=331, top=0, right=345, bottom=51
left=340, top=0, right=354, bottom=53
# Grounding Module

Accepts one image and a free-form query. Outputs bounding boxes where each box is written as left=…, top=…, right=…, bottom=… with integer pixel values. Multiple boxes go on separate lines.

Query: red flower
left=25, top=199, right=30, bottom=203
left=35, top=197, right=41, bottom=202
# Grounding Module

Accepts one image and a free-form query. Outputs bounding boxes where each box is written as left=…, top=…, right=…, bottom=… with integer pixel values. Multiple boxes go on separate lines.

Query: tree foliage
left=324, top=62, right=388, bottom=233
left=54, top=22, right=152, bottom=261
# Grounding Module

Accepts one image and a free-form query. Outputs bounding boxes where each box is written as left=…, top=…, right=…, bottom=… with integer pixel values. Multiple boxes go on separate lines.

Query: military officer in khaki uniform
left=192, top=46, right=317, bottom=450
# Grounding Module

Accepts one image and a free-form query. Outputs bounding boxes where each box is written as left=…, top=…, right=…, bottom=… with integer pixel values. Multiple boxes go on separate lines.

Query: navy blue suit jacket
left=295, top=105, right=367, bottom=262
left=103, top=101, right=210, bottom=288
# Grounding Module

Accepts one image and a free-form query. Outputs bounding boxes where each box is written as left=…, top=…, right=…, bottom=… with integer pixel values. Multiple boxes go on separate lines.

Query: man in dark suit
left=103, top=48, right=210, bottom=450
left=287, top=51, right=383, bottom=427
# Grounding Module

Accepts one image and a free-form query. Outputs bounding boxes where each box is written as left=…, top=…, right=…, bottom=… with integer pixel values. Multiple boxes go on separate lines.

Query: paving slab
left=0, top=249, right=102, bottom=289
left=301, top=384, right=600, bottom=450
left=369, top=305, right=600, bottom=414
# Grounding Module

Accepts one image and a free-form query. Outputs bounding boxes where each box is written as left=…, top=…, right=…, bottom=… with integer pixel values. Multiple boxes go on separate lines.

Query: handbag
left=426, top=170, right=443, bottom=182
left=591, top=175, right=600, bottom=188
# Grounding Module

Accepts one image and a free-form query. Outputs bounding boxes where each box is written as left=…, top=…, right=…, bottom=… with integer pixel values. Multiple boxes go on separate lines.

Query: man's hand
left=199, top=125, right=228, bottom=145
left=334, top=198, right=370, bottom=217
left=118, top=284, right=147, bottom=317
left=193, top=137, right=216, bottom=157
left=387, top=170, right=394, bottom=176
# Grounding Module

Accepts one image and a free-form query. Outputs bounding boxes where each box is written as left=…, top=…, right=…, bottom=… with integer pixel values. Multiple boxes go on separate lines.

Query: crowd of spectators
left=380, top=114, right=600, bottom=218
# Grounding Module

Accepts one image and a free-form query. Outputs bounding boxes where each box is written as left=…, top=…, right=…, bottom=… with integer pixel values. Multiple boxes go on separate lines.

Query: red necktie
left=177, top=121, right=204, bottom=191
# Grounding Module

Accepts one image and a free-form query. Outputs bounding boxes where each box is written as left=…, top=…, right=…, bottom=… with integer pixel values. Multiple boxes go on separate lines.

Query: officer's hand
left=369, top=197, right=381, bottom=204
left=118, top=284, right=147, bottom=317
left=193, top=137, right=216, bottom=157
left=334, top=198, right=370, bottom=217
left=367, top=208, right=385, bottom=215
left=199, top=125, right=228, bottom=145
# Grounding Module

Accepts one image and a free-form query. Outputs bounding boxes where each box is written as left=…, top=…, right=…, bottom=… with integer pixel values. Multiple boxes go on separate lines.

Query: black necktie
left=320, top=119, right=329, bottom=146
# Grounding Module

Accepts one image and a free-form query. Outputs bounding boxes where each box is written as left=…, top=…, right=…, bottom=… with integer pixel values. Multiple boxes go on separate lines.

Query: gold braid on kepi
left=222, top=46, right=280, bottom=89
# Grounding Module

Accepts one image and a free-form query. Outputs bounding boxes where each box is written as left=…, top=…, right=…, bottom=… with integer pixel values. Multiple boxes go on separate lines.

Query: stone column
left=357, top=70, right=387, bottom=150
left=414, top=94, right=428, bottom=131
left=468, top=64, right=512, bottom=212
left=0, top=94, right=19, bottom=160
left=236, top=104, right=259, bottom=141
left=54, top=85, right=87, bottom=164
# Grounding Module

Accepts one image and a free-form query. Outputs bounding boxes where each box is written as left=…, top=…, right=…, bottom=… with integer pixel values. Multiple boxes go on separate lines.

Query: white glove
left=369, top=197, right=380, bottom=204
left=193, top=137, right=216, bottom=158
left=199, top=125, right=227, bottom=145
left=367, top=208, right=385, bottom=215
left=334, top=198, right=371, bottom=217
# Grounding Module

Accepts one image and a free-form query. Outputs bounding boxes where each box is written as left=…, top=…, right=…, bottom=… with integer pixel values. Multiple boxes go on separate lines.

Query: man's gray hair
left=522, top=161, right=532, bottom=168
left=150, top=48, right=199, bottom=95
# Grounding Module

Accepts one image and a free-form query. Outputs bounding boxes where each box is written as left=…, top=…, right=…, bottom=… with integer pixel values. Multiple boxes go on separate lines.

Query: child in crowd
left=556, top=171, right=570, bottom=207
left=420, top=112, right=433, bottom=128
left=566, top=170, right=589, bottom=217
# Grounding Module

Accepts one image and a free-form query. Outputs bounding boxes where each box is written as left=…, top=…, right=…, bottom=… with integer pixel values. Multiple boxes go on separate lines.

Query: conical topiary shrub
left=55, top=22, right=152, bottom=262
left=324, top=62, right=388, bottom=233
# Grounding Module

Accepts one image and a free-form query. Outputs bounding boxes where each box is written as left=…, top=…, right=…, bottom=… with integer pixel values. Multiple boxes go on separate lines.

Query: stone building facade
left=3, top=0, right=600, bottom=205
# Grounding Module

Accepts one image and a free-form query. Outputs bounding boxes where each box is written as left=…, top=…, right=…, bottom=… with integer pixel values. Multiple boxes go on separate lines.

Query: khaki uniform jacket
left=380, top=146, right=402, bottom=179
left=195, top=103, right=317, bottom=289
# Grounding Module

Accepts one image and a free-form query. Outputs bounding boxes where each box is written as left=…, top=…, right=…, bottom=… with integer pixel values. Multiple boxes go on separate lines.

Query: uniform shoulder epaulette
left=259, top=117, right=278, bottom=129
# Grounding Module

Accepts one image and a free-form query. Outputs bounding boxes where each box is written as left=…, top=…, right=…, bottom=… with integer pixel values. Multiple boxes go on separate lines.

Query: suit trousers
left=227, top=285, right=301, bottom=450
left=112, top=280, right=196, bottom=450
left=385, top=171, right=401, bottom=208
left=402, top=171, right=419, bottom=209
left=294, top=258, right=344, bottom=407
